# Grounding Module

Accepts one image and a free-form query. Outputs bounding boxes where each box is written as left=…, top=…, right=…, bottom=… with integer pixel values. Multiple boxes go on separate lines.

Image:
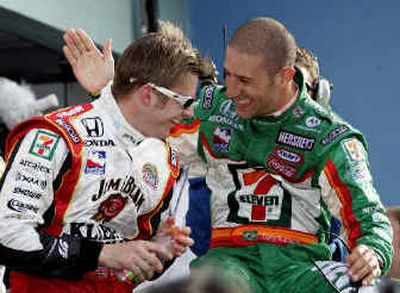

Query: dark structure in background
left=0, top=7, right=75, bottom=84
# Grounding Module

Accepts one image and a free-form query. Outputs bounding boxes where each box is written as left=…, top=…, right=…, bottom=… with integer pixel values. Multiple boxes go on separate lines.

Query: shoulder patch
left=321, top=125, right=349, bottom=146
left=142, top=163, right=159, bottom=190
left=342, top=138, right=366, bottom=161
left=202, top=86, right=215, bottom=110
left=28, top=130, right=60, bottom=160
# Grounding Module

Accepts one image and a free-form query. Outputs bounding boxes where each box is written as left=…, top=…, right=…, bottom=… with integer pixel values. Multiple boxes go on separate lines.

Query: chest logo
left=85, top=150, right=106, bottom=175
left=82, top=117, right=104, bottom=137
left=213, top=127, right=232, bottom=152
left=142, top=163, right=158, bottom=190
left=273, top=148, right=303, bottom=164
left=277, top=130, right=315, bottom=151
left=305, top=116, right=321, bottom=128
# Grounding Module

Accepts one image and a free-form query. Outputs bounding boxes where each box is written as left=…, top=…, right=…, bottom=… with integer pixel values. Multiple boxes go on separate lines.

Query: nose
left=225, top=76, right=241, bottom=99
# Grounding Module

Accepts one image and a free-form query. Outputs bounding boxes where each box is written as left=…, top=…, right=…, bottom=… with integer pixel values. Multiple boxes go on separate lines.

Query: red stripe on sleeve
left=324, top=159, right=361, bottom=249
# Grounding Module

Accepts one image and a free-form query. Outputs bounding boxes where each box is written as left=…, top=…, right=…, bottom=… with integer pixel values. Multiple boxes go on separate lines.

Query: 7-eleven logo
left=241, top=170, right=279, bottom=221
left=342, top=138, right=365, bottom=161
left=29, top=130, right=60, bottom=160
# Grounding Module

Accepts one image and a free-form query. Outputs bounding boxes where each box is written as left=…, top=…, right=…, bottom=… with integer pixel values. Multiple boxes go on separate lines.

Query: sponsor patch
left=342, top=138, right=365, bottom=161
left=142, top=163, right=158, bottom=190
left=273, top=148, right=303, bottom=164
left=267, top=155, right=298, bottom=179
left=202, top=86, right=215, bottom=110
left=349, top=161, right=371, bottom=183
left=81, top=117, right=104, bottom=137
left=54, top=118, right=81, bottom=144
left=242, top=230, right=258, bottom=241
left=13, top=187, right=42, bottom=199
left=277, top=130, right=315, bottom=151
left=7, top=199, right=39, bottom=213
left=84, top=139, right=116, bottom=147
left=16, top=172, right=47, bottom=190
left=56, top=105, right=85, bottom=118
left=305, top=116, right=321, bottom=128
left=19, top=159, right=50, bottom=173
left=85, top=150, right=106, bottom=175
left=321, top=125, right=349, bottom=146
left=29, top=130, right=60, bottom=160
left=213, top=127, right=232, bottom=152
left=93, top=194, right=127, bottom=222
left=293, top=107, right=304, bottom=118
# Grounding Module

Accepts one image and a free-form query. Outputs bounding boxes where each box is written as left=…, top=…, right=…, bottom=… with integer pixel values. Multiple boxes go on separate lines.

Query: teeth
left=235, top=97, right=251, bottom=107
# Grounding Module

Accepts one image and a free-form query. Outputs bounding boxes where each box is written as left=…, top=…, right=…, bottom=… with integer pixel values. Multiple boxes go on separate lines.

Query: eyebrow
left=224, top=67, right=253, bottom=81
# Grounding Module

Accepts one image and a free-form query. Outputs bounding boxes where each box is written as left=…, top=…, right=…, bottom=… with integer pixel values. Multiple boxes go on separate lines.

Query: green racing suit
left=170, top=70, right=393, bottom=292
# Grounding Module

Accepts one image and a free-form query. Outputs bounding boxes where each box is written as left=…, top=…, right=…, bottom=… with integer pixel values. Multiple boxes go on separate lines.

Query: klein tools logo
left=29, top=130, right=60, bottom=160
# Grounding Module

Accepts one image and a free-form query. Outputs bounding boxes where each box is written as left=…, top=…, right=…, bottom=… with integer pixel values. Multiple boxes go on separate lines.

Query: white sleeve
left=0, top=128, right=69, bottom=251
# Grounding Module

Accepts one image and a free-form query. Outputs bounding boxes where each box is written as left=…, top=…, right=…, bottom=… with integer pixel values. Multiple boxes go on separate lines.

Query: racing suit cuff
left=78, top=239, right=103, bottom=272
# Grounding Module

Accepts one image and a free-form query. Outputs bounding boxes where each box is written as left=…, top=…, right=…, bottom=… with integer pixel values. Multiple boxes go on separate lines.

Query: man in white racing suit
left=0, top=22, right=204, bottom=292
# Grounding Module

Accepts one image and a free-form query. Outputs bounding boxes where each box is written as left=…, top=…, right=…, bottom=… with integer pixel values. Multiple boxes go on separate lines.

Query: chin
left=235, top=109, right=253, bottom=120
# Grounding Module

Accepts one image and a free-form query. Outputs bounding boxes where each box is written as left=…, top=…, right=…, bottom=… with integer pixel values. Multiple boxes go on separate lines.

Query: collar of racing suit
left=94, top=85, right=146, bottom=145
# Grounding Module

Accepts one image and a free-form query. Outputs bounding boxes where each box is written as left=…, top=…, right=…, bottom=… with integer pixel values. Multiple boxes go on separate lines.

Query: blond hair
left=112, top=21, right=203, bottom=99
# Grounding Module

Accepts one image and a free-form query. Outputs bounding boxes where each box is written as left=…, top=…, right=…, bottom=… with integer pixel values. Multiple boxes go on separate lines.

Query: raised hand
left=98, top=240, right=172, bottom=282
left=63, top=28, right=114, bottom=94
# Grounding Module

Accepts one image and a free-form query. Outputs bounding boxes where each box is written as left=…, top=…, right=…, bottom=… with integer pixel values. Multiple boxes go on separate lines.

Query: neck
left=117, top=95, right=156, bottom=139
left=269, top=81, right=298, bottom=116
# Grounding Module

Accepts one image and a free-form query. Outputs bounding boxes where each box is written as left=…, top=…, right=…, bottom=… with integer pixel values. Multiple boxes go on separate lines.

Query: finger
left=147, top=242, right=173, bottom=260
left=63, top=46, right=76, bottom=67
left=146, top=252, right=164, bottom=273
left=349, top=252, right=376, bottom=281
left=103, top=38, right=113, bottom=60
left=70, top=28, right=87, bottom=54
left=173, top=235, right=194, bottom=247
left=362, top=266, right=381, bottom=286
left=133, top=256, right=154, bottom=280
left=63, top=30, right=80, bottom=59
left=76, top=28, right=98, bottom=52
left=127, top=263, right=146, bottom=283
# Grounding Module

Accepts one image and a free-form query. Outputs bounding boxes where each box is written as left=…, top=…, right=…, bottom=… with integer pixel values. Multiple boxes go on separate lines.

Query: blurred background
left=0, top=0, right=398, bottom=205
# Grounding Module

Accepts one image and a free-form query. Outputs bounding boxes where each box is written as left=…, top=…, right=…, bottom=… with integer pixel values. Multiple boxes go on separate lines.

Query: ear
left=137, top=84, right=153, bottom=107
left=279, top=67, right=296, bottom=84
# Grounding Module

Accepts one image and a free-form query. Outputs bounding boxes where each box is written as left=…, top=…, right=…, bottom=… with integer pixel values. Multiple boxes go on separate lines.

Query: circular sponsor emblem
left=306, top=116, right=321, bottom=128
left=142, top=163, right=158, bottom=190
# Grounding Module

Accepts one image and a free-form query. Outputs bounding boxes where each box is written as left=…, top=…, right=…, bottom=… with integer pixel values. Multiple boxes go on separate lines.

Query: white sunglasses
left=148, top=83, right=196, bottom=109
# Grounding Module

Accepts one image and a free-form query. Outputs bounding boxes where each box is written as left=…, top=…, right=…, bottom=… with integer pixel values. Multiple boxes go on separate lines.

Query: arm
left=63, top=28, right=114, bottom=94
left=0, top=128, right=100, bottom=279
left=319, top=137, right=393, bottom=285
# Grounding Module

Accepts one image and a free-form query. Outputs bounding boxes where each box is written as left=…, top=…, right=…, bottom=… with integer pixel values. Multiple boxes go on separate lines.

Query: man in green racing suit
left=172, top=18, right=393, bottom=292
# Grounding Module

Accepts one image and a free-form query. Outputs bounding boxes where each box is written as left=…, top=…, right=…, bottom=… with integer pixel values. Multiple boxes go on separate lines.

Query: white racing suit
left=0, top=88, right=182, bottom=292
